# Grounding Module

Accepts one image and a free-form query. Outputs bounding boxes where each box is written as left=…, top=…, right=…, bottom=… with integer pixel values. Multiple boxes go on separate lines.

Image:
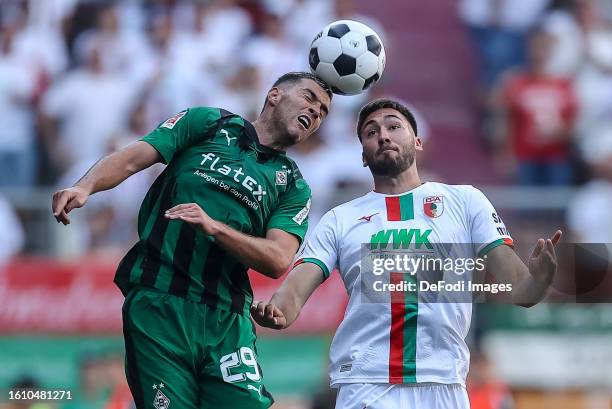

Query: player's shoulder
left=325, top=191, right=378, bottom=221
left=186, top=106, right=244, bottom=122
left=422, top=182, right=493, bottom=208
left=422, top=181, right=480, bottom=197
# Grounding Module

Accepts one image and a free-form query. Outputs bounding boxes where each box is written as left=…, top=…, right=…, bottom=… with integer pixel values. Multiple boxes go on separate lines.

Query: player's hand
left=164, top=203, right=219, bottom=235
left=51, top=186, right=90, bottom=225
left=528, top=230, right=562, bottom=285
left=250, top=301, right=287, bottom=330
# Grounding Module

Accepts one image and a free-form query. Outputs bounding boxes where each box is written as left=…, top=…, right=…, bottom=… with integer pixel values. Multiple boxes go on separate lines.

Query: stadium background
left=0, top=0, right=611, bottom=408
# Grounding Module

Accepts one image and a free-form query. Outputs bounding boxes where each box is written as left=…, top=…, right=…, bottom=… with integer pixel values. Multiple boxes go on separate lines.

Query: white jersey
left=297, top=182, right=513, bottom=387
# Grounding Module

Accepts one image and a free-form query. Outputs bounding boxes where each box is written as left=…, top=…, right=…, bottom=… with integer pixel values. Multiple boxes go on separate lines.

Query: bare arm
left=51, top=141, right=161, bottom=225
left=484, top=230, right=562, bottom=307
left=164, top=204, right=301, bottom=279
left=251, top=262, right=325, bottom=329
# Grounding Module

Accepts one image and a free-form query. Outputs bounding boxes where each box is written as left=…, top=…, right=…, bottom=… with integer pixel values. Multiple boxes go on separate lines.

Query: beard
left=365, top=144, right=416, bottom=176
left=271, top=105, right=301, bottom=147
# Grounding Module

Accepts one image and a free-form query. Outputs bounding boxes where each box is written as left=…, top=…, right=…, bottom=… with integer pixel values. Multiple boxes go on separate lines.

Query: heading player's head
left=357, top=98, right=421, bottom=177
left=260, top=72, right=332, bottom=147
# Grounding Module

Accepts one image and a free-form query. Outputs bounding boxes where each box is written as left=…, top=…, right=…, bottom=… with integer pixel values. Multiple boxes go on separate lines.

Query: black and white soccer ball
left=309, top=20, right=386, bottom=95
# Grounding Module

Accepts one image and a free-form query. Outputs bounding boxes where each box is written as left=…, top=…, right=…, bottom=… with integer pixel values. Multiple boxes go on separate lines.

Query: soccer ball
left=309, top=20, right=386, bottom=95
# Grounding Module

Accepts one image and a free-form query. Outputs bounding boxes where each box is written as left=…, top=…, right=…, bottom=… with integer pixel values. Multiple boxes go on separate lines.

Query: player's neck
left=372, top=165, right=422, bottom=195
left=252, top=117, right=286, bottom=152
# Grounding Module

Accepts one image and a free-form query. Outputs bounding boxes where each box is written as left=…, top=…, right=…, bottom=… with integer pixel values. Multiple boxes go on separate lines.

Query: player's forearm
left=269, top=287, right=302, bottom=327
left=269, top=264, right=324, bottom=327
left=511, top=265, right=551, bottom=308
left=74, top=141, right=159, bottom=194
left=210, top=224, right=292, bottom=279
left=486, top=247, right=548, bottom=307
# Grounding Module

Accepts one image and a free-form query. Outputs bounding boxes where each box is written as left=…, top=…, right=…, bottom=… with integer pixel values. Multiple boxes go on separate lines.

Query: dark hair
left=357, top=98, right=418, bottom=140
left=272, top=72, right=333, bottom=100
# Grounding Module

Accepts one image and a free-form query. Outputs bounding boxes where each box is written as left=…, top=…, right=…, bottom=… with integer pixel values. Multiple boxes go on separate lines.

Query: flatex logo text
left=199, top=153, right=267, bottom=203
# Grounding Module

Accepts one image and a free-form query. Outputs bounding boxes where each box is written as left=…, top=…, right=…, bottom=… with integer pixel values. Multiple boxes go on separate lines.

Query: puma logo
left=220, top=129, right=236, bottom=146
left=247, top=385, right=263, bottom=399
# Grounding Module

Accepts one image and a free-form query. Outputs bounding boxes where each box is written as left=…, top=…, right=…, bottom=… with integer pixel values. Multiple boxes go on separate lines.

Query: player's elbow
left=268, top=256, right=292, bottom=279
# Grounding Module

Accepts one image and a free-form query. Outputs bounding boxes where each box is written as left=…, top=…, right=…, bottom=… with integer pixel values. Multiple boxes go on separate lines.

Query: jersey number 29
left=219, top=347, right=261, bottom=383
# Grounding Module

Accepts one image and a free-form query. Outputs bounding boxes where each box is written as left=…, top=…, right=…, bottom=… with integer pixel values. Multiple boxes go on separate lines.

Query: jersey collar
left=243, top=120, right=286, bottom=156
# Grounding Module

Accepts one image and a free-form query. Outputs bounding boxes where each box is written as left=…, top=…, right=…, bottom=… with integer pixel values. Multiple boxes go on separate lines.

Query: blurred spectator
left=565, top=0, right=612, bottom=166
left=102, top=353, right=134, bottom=409
left=11, top=1, right=68, bottom=82
left=283, top=0, right=334, bottom=49
left=460, top=0, right=552, bottom=90
left=567, top=147, right=612, bottom=243
left=73, top=3, right=154, bottom=88
left=541, top=0, right=612, bottom=157
left=58, top=102, right=163, bottom=257
left=139, top=11, right=205, bottom=128
left=0, top=195, right=25, bottom=264
left=0, top=8, right=37, bottom=187
left=243, top=12, right=305, bottom=86
left=467, top=351, right=514, bottom=409
left=543, top=0, right=612, bottom=76
left=541, top=0, right=584, bottom=77
left=64, top=354, right=114, bottom=409
left=491, top=30, right=577, bottom=185
left=39, top=38, right=138, bottom=177
left=201, top=64, right=263, bottom=120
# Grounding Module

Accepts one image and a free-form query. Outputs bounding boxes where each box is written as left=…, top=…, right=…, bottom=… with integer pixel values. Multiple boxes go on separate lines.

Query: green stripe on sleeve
left=478, top=238, right=513, bottom=258
left=300, top=258, right=331, bottom=280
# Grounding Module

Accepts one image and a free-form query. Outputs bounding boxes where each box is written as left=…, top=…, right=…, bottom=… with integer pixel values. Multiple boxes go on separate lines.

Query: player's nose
left=378, top=129, right=391, bottom=143
left=308, top=106, right=322, bottom=124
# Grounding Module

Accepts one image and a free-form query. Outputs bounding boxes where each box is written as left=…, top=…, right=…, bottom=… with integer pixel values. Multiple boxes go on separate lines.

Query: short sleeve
left=293, top=209, right=339, bottom=280
left=141, top=107, right=222, bottom=164
left=467, top=186, right=514, bottom=258
left=266, top=178, right=312, bottom=245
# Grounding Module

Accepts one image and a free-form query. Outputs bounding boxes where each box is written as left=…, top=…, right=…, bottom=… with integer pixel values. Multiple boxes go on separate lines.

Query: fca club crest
left=424, top=196, right=444, bottom=218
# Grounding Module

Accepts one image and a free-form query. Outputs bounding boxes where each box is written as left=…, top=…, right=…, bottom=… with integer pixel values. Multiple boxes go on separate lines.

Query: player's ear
left=415, top=137, right=423, bottom=151
left=362, top=150, right=368, bottom=167
left=267, top=87, right=281, bottom=107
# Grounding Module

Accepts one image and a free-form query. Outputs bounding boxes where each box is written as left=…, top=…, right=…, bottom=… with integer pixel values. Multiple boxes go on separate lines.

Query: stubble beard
left=271, top=105, right=299, bottom=147
left=367, top=145, right=416, bottom=177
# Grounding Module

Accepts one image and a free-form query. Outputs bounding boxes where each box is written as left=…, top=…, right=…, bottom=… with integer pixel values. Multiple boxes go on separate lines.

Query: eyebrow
left=363, top=114, right=404, bottom=130
left=305, top=88, right=329, bottom=117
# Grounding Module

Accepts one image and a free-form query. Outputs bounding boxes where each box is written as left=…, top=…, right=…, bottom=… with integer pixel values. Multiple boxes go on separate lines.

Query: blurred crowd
left=459, top=0, right=612, bottom=242
left=0, top=0, right=386, bottom=257
left=0, top=0, right=610, bottom=252
left=0, top=2, right=610, bottom=409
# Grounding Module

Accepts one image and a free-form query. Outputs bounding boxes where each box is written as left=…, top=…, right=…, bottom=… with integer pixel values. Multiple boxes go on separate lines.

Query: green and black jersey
left=114, top=107, right=311, bottom=315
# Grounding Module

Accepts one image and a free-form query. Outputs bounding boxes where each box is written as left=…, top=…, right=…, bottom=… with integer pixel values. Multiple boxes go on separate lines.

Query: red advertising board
left=0, top=258, right=347, bottom=335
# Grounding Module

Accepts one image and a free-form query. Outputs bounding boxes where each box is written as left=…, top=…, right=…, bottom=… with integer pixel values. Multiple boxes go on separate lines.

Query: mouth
left=378, top=146, right=399, bottom=155
left=297, top=115, right=312, bottom=131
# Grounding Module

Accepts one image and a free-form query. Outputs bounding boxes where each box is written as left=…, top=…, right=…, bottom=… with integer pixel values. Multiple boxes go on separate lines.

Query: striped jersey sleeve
left=467, top=186, right=514, bottom=257
left=266, top=177, right=312, bottom=245
left=141, top=107, right=222, bottom=164
left=293, top=209, right=339, bottom=280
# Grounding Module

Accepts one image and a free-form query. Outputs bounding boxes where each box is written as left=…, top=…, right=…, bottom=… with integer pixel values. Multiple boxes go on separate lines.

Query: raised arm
left=251, top=261, right=325, bottom=329
left=163, top=203, right=300, bottom=279
left=52, top=141, right=161, bottom=225
left=484, top=230, right=562, bottom=307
